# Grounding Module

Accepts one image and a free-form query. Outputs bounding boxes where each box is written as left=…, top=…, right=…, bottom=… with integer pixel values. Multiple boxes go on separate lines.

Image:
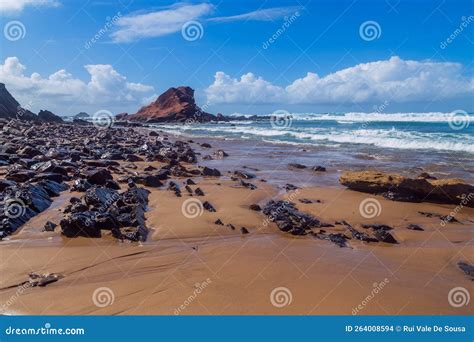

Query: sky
left=0, top=0, right=473, bottom=116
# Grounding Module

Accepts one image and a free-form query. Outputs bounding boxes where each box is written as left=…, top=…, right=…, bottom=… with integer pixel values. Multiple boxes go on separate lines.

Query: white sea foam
left=151, top=115, right=474, bottom=154
left=230, top=112, right=474, bottom=123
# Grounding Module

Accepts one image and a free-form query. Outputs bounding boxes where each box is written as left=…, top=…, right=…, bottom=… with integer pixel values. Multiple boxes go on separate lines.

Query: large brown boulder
left=339, top=171, right=474, bottom=207
left=126, top=86, right=216, bottom=123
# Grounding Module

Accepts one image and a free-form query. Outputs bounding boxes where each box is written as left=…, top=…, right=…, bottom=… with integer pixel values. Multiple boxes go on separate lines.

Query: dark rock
left=374, top=230, right=398, bottom=244
left=249, top=204, right=261, bottom=211
left=240, top=180, right=257, bottom=190
left=38, top=110, right=63, bottom=123
left=240, top=227, right=249, bottom=234
left=361, top=224, right=393, bottom=231
left=214, top=219, right=224, bottom=225
left=312, top=166, right=326, bottom=172
left=194, top=188, right=205, bottom=196
left=203, top=201, right=216, bottom=212
left=86, top=168, right=113, bottom=186
left=313, top=231, right=349, bottom=248
left=284, top=184, right=299, bottom=191
left=407, top=224, right=424, bottom=231
left=201, top=167, right=221, bottom=177
left=457, top=261, right=474, bottom=280
left=288, top=163, right=306, bottom=169
left=263, top=200, right=323, bottom=235
left=43, top=221, right=57, bottom=232
left=60, top=211, right=102, bottom=238
left=234, top=170, right=255, bottom=179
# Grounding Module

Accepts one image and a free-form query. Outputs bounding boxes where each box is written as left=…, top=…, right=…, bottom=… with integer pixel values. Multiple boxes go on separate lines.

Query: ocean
left=150, top=112, right=474, bottom=186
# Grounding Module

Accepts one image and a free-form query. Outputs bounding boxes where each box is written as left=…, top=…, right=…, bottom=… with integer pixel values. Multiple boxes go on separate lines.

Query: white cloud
left=111, top=3, right=213, bottom=43
left=0, top=0, right=59, bottom=14
left=206, top=71, right=286, bottom=104
left=208, top=6, right=301, bottom=22
left=110, top=4, right=300, bottom=43
left=0, top=56, right=154, bottom=114
left=206, top=57, right=474, bottom=105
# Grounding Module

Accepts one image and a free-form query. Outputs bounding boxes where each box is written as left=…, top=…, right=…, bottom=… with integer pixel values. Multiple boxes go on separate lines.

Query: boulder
left=340, top=171, right=474, bottom=206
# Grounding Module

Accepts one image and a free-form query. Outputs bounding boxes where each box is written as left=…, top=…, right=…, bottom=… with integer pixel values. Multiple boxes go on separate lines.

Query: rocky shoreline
left=0, top=83, right=473, bottom=315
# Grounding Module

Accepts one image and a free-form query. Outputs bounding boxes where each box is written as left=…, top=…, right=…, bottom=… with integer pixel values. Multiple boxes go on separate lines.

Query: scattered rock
left=373, top=229, right=398, bottom=244
left=288, top=163, right=306, bottom=169
left=312, top=166, right=327, bottom=172
left=43, top=221, right=57, bottom=232
left=263, top=200, right=324, bottom=235
left=407, top=224, right=424, bottom=231
left=28, top=272, right=63, bottom=287
left=201, top=167, right=221, bottom=177
left=203, top=201, right=216, bottom=212
left=234, top=170, right=256, bottom=179
left=249, top=204, right=261, bottom=211
left=457, top=261, right=474, bottom=280
left=194, top=188, right=205, bottom=196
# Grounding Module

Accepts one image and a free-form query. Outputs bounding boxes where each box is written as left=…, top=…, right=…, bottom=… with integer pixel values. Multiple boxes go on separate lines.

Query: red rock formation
left=127, top=86, right=216, bottom=123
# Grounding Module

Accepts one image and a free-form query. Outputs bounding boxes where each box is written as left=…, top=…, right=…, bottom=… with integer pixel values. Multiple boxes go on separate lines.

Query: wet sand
left=1, top=172, right=472, bottom=315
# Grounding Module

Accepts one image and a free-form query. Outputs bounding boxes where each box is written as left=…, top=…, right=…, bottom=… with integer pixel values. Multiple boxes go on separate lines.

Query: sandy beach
left=1, top=127, right=472, bottom=316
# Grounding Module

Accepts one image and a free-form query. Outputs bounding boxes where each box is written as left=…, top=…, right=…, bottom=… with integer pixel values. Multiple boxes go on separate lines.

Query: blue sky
left=0, top=0, right=473, bottom=116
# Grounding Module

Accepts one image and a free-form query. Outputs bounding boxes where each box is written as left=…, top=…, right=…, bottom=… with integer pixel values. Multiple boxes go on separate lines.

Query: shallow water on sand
left=152, top=129, right=473, bottom=188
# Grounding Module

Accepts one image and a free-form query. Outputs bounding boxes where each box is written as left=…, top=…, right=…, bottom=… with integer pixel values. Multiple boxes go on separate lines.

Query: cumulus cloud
left=205, top=57, right=474, bottom=105
left=0, top=56, right=154, bottom=114
left=0, top=0, right=59, bottom=14
left=110, top=4, right=299, bottom=43
left=206, top=72, right=286, bottom=104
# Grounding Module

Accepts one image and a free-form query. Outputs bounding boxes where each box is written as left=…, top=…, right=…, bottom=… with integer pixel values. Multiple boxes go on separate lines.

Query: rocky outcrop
left=126, top=86, right=217, bottom=123
left=340, top=171, right=474, bottom=207
left=38, top=110, right=63, bottom=123
left=0, top=83, right=36, bottom=120
left=74, top=112, right=89, bottom=119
